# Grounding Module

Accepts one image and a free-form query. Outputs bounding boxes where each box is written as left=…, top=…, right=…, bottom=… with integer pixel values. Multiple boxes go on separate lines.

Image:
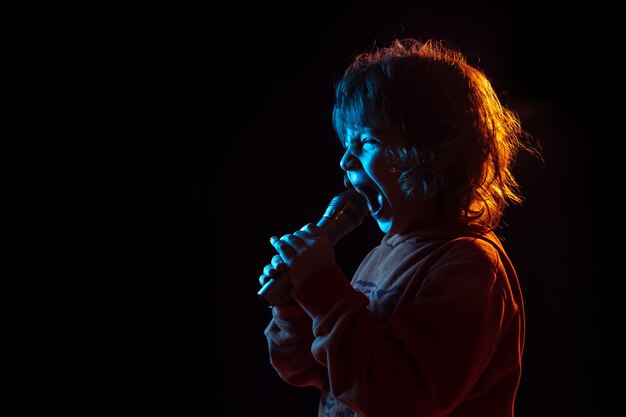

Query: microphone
left=257, top=189, right=368, bottom=308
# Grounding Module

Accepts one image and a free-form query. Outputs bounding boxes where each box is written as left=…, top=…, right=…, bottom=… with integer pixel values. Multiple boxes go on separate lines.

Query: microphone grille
left=331, top=189, right=368, bottom=229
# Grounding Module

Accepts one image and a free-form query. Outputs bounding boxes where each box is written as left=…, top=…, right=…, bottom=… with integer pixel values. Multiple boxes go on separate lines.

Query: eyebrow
left=345, top=127, right=378, bottom=147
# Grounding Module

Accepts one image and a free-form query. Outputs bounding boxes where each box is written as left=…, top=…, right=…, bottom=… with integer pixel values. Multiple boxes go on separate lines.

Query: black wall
left=141, top=3, right=607, bottom=416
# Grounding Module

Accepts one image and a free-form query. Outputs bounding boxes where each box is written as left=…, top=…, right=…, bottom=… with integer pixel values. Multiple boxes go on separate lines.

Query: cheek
left=371, top=161, right=404, bottom=200
left=367, top=154, right=392, bottom=180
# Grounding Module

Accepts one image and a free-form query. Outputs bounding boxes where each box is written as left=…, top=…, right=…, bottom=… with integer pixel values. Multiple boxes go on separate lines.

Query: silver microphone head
left=320, top=189, right=368, bottom=244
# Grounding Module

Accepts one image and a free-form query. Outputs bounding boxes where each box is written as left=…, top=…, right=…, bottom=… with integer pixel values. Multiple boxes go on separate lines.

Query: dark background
left=132, top=3, right=608, bottom=416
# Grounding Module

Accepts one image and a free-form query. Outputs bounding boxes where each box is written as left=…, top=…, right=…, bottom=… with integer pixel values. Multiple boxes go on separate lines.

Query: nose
left=340, top=148, right=359, bottom=172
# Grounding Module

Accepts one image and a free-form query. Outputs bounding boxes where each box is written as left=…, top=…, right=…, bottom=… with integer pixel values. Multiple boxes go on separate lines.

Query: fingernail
left=270, top=236, right=278, bottom=244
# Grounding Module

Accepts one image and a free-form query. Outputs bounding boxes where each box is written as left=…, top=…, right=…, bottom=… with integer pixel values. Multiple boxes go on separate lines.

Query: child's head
left=333, top=38, right=532, bottom=232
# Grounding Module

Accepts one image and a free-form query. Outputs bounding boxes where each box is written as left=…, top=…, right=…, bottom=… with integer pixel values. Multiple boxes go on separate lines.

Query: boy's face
left=340, top=127, right=427, bottom=234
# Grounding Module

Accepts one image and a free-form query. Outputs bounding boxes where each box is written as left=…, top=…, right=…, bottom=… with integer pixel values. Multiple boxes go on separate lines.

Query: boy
left=260, top=38, right=535, bottom=417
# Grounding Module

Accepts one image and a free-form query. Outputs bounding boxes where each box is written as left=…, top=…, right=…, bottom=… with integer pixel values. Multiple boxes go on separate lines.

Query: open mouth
left=355, top=185, right=384, bottom=217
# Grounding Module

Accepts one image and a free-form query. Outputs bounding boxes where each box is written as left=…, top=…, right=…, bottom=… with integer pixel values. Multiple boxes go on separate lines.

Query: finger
left=259, top=273, right=276, bottom=286
left=300, top=222, right=323, bottom=236
left=272, top=255, right=285, bottom=271
left=283, top=233, right=306, bottom=249
left=270, top=235, right=294, bottom=255
left=263, top=264, right=276, bottom=277
left=293, top=230, right=315, bottom=241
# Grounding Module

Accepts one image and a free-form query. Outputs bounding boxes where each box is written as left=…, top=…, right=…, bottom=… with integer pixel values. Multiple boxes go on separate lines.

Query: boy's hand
left=259, top=254, right=294, bottom=305
left=270, top=223, right=335, bottom=288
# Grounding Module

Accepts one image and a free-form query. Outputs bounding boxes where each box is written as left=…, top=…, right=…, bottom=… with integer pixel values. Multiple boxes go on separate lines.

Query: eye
left=361, top=137, right=379, bottom=148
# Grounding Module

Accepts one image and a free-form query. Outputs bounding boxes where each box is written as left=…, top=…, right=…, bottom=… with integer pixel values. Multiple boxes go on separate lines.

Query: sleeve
left=264, top=303, right=328, bottom=390
left=291, top=258, right=513, bottom=417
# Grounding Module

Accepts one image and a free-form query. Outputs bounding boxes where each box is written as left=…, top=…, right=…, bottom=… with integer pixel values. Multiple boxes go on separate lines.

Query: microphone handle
left=257, top=272, right=292, bottom=308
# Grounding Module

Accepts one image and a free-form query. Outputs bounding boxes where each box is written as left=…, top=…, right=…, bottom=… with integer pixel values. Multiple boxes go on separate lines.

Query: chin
left=376, top=219, right=393, bottom=234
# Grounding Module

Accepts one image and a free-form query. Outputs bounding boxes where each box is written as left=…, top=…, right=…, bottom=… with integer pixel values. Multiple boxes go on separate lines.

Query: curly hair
left=332, top=38, right=536, bottom=230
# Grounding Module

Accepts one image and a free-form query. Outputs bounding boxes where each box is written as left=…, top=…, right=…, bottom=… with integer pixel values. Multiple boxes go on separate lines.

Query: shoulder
left=420, top=235, right=506, bottom=289
left=386, top=223, right=503, bottom=265
left=395, top=231, right=502, bottom=271
left=436, top=235, right=501, bottom=268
